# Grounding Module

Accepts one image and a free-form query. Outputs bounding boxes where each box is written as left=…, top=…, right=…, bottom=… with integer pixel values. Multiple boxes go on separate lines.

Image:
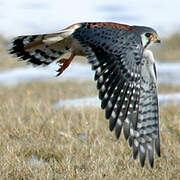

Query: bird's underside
left=8, top=22, right=161, bottom=167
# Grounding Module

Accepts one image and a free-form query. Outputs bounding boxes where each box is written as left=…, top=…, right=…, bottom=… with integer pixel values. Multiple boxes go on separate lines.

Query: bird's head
left=132, top=25, right=161, bottom=49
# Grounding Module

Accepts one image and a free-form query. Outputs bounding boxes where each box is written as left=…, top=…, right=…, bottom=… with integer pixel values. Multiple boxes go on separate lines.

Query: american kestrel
left=9, top=22, right=161, bottom=167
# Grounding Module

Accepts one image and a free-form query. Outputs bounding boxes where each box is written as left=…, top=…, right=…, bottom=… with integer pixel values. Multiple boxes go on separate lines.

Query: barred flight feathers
left=8, top=29, right=78, bottom=66
left=8, top=22, right=161, bottom=167
left=73, top=23, right=160, bottom=167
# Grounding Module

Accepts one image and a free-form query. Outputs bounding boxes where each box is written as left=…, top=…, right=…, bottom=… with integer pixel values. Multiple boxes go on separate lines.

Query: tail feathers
left=8, top=34, right=69, bottom=66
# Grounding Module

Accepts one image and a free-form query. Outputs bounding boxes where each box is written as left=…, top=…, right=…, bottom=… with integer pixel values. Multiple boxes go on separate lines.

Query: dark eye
left=145, top=33, right=151, bottom=38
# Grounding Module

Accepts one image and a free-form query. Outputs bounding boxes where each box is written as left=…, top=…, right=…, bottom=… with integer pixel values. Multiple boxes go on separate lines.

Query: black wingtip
left=115, top=124, right=123, bottom=139
left=109, top=117, right=116, bottom=131
left=128, top=137, right=133, bottom=147
left=139, top=145, right=147, bottom=168
left=155, top=138, right=161, bottom=157
left=140, top=158, right=145, bottom=168
left=133, top=145, right=138, bottom=160
left=140, top=161, right=145, bottom=168
left=123, top=122, right=130, bottom=140
left=149, top=159, right=154, bottom=168
left=147, top=145, right=154, bottom=168
left=139, top=154, right=146, bottom=167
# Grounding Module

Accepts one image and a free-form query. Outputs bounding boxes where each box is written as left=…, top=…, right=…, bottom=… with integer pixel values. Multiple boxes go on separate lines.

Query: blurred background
left=0, top=0, right=180, bottom=88
left=0, top=1, right=180, bottom=179
left=0, top=0, right=180, bottom=131
left=0, top=0, right=180, bottom=81
left=0, top=0, right=180, bottom=37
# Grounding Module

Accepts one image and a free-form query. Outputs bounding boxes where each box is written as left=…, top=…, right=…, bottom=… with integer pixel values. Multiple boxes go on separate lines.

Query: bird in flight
left=9, top=22, right=161, bottom=167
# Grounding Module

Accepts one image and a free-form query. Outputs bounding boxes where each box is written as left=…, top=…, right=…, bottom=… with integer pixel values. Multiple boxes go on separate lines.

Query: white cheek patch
left=141, top=34, right=153, bottom=49
left=141, top=34, right=149, bottom=48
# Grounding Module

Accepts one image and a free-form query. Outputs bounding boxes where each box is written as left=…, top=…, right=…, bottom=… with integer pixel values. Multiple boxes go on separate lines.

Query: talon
left=56, top=53, right=75, bottom=76
left=57, top=58, right=70, bottom=76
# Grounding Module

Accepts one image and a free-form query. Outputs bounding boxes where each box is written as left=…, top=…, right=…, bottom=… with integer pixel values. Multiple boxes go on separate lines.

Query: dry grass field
left=0, top=35, right=180, bottom=179
left=0, top=80, right=180, bottom=180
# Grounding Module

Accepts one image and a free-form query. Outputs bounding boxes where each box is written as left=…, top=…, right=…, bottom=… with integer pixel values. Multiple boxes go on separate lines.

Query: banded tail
left=8, top=24, right=82, bottom=74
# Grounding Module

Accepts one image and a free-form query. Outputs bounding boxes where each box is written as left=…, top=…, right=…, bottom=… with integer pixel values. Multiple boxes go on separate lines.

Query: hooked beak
left=155, top=39, right=161, bottom=43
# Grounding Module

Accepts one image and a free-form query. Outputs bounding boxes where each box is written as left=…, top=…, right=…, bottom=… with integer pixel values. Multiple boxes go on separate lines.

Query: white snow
left=157, top=62, right=180, bottom=84
left=52, top=96, right=100, bottom=109
left=0, top=66, right=55, bottom=86
left=52, top=93, right=180, bottom=109
left=159, top=93, right=180, bottom=104
left=0, top=61, right=179, bottom=108
left=0, top=63, right=93, bottom=86
left=0, top=62, right=179, bottom=86
left=0, top=0, right=180, bottom=37
left=28, top=155, right=48, bottom=166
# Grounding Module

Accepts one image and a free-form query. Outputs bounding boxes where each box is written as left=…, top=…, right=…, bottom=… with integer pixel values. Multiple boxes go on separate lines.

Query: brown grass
left=0, top=80, right=179, bottom=179
left=0, top=34, right=180, bottom=179
left=158, top=84, right=180, bottom=93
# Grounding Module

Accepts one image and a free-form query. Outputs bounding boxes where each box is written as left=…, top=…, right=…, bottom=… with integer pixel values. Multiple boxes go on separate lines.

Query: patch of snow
left=77, top=133, right=88, bottom=141
left=0, top=66, right=55, bottom=86
left=0, top=63, right=93, bottom=86
left=52, top=97, right=100, bottom=109
left=52, top=93, right=180, bottom=109
left=0, top=62, right=179, bottom=86
left=159, top=93, right=180, bottom=104
left=28, top=155, right=48, bottom=166
left=157, top=62, right=180, bottom=84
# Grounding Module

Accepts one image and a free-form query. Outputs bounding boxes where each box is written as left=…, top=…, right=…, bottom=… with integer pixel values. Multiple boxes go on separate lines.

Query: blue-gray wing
left=73, top=24, right=160, bottom=167
left=130, top=50, right=160, bottom=167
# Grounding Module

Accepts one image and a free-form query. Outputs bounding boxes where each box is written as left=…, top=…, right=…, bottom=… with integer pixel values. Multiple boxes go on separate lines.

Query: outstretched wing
left=73, top=23, right=160, bottom=167
left=131, top=50, right=160, bottom=167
